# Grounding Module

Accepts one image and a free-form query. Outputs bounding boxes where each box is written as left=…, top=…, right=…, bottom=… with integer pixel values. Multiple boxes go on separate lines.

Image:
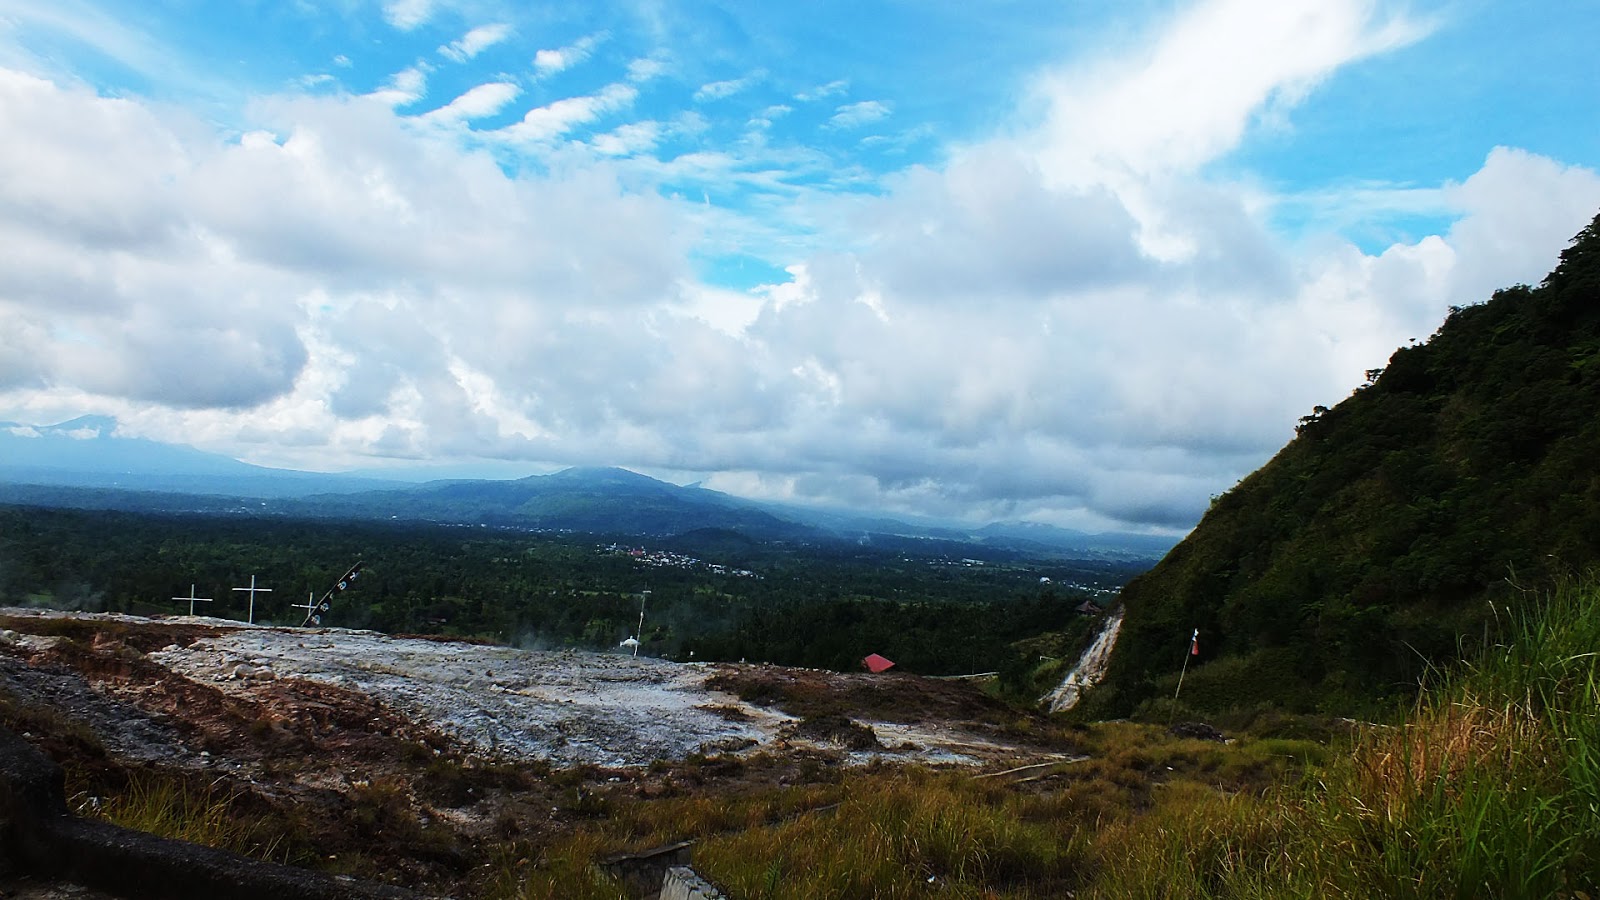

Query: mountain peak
left=44, top=415, right=120, bottom=437
left=544, top=466, right=668, bottom=486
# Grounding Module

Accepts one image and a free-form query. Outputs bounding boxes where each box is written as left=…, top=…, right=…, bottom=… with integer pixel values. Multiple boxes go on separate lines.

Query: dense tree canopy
left=0, top=505, right=1134, bottom=685
left=1094, top=213, right=1600, bottom=716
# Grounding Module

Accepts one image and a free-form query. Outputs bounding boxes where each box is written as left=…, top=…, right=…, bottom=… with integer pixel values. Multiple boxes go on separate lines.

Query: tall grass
left=1090, top=578, right=1600, bottom=899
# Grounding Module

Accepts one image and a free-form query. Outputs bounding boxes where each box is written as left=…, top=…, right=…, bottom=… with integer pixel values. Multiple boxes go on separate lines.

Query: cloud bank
left=1, top=0, right=1598, bottom=535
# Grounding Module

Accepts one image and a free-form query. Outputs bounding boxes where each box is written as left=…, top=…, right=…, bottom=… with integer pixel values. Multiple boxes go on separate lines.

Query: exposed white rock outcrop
left=1041, top=611, right=1122, bottom=714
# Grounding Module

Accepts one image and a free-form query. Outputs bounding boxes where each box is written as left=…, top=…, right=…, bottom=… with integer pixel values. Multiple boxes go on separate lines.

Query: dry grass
left=81, top=771, right=289, bottom=862
left=497, top=724, right=1326, bottom=900
left=1084, top=579, right=1600, bottom=900
left=1350, top=690, right=1552, bottom=820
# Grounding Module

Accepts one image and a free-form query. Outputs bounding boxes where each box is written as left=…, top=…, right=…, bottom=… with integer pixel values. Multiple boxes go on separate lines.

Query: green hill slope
left=1092, top=213, right=1600, bottom=715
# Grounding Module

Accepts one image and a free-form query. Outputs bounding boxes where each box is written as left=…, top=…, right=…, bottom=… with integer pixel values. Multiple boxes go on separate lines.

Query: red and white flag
left=1189, top=628, right=1199, bottom=657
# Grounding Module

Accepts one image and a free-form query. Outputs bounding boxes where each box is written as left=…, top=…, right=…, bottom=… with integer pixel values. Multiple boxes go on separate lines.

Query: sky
left=1, top=0, right=1598, bottom=534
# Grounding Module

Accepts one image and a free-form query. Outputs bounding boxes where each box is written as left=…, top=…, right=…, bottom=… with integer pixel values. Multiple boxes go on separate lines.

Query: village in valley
left=600, top=543, right=763, bottom=579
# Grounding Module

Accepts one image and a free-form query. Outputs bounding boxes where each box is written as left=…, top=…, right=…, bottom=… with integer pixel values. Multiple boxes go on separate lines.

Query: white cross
left=291, top=592, right=323, bottom=626
left=232, top=575, right=271, bottom=625
left=172, top=584, right=212, bottom=617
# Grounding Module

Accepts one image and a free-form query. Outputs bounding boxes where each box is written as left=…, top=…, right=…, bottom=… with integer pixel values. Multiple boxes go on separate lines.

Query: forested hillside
left=1093, top=213, right=1600, bottom=715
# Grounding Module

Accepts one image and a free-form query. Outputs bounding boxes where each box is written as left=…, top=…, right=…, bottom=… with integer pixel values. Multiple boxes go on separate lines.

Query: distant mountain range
left=0, top=417, right=1176, bottom=560
left=0, top=416, right=402, bottom=497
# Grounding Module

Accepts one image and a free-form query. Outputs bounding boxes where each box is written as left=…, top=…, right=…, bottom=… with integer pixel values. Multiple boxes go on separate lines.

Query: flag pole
left=634, top=591, right=649, bottom=658
left=1174, top=628, right=1198, bottom=701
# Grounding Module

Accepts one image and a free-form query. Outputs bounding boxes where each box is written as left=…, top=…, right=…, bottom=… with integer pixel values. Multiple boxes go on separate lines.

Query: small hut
left=862, top=653, right=895, bottom=673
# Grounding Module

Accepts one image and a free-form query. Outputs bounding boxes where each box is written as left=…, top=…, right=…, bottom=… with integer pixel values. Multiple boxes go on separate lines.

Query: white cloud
left=694, top=70, right=765, bottom=102
left=533, top=33, right=605, bottom=78
left=676, top=282, right=763, bottom=335
left=382, top=0, right=435, bottom=31
left=421, top=81, right=520, bottom=124
left=439, top=23, right=512, bottom=63
left=495, top=82, right=638, bottom=144
left=0, top=66, right=694, bottom=435
left=627, top=55, right=669, bottom=83
left=368, top=64, right=428, bottom=108
left=1440, top=147, right=1600, bottom=298
left=749, top=104, right=790, bottom=129
left=664, top=1, right=1589, bottom=529
left=591, top=121, right=661, bottom=157
left=828, top=99, right=889, bottom=129
left=1030, top=0, right=1430, bottom=184
left=796, top=79, right=848, bottom=102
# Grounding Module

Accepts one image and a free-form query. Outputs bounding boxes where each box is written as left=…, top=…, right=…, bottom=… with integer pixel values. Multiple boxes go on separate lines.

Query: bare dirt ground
left=0, top=608, right=1079, bottom=897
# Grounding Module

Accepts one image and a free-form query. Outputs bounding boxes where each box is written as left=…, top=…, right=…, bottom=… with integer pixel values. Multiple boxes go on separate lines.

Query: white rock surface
left=152, top=629, right=767, bottom=767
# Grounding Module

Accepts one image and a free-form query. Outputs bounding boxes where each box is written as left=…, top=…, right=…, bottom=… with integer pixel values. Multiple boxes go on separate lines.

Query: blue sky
left=1, top=0, right=1598, bottom=531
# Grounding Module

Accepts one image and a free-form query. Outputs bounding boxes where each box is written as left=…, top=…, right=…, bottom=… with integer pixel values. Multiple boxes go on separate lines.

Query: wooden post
left=1174, top=628, right=1198, bottom=701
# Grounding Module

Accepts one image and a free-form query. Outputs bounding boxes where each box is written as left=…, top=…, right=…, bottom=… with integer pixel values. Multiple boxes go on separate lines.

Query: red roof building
left=862, top=653, right=895, bottom=673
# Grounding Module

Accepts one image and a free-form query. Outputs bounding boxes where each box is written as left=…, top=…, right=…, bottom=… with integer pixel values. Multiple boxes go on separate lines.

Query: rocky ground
left=0, top=608, right=1077, bottom=898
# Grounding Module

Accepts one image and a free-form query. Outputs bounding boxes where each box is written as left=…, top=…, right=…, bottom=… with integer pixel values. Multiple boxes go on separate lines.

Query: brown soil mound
left=707, top=665, right=1028, bottom=732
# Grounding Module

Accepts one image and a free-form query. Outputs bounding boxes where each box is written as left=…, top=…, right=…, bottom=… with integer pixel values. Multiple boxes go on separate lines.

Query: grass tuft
left=84, top=771, right=287, bottom=862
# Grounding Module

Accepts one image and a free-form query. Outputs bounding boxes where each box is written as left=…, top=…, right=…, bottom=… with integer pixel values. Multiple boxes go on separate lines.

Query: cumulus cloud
left=1440, top=147, right=1600, bottom=297
left=439, top=23, right=512, bottom=63
left=724, top=144, right=1599, bottom=528
left=859, top=148, right=1149, bottom=302
left=0, top=65, right=693, bottom=437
